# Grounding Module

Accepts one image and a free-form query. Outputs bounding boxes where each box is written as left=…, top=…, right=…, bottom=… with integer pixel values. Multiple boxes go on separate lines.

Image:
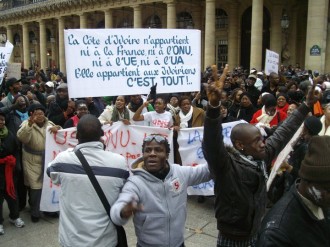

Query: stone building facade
left=0, top=0, right=329, bottom=74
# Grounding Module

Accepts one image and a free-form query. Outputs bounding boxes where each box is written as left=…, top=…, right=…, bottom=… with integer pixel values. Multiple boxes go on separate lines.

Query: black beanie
left=299, top=136, right=330, bottom=182
left=264, top=94, right=277, bottom=108
left=304, top=116, right=322, bottom=136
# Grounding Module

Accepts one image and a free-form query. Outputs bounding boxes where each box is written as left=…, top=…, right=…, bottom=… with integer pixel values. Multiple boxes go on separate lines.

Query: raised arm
left=133, top=101, right=151, bottom=121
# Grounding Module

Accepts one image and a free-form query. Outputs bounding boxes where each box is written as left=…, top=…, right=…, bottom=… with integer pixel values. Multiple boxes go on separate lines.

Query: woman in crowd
left=174, top=96, right=205, bottom=130
left=319, top=103, right=330, bottom=136
left=17, top=104, right=60, bottom=222
left=236, top=92, right=256, bottom=122
left=220, top=101, right=237, bottom=123
left=98, top=96, right=130, bottom=125
left=228, top=88, right=244, bottom=118
left=0, top=111, right=25, bottom=235
left=276, top=93, right=289, bottom=113
left=250, top=94, right=287, bottom=131
left=133, top=96, right=173, bottom=128
left=167, top=94, right=181, bottom=120
left=63, top=100, right=89, bottom=128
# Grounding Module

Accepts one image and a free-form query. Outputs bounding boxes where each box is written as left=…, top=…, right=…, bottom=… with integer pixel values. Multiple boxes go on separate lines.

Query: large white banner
left=177, top=120, right=246, bottom=196
left=41, top=122, right=173, bottom=212
left=264, top=49, right=279, bottom=75
left=0, top=41, right=14, bottom=85
left=64, top=29, right=201, bottom=98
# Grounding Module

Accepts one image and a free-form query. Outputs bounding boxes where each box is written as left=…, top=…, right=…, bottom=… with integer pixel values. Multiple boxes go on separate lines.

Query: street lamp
left=281, top=9, right=290, bottom=61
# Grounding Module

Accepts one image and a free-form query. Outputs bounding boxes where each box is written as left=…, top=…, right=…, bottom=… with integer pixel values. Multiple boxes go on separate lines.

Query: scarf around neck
left=256, top=106, right=277, bottom=127
left=239, top=152, right=269, bottom=182
left=0, top=126, right=8, bottom=139
left=179, top=106, right=193, bottom=128
left=16, top=110, right=29, bottom=121
left=111, top=106, right=130, bottom=122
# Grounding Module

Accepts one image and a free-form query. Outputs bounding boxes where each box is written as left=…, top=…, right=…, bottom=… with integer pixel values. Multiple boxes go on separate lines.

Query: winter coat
left=17, top=118, right=55, bottom=189
left=47, top=141, right=128, bottom=247
left=202, top=103, right=310, bottom=240
left=258, top=182, right=330, bottom=247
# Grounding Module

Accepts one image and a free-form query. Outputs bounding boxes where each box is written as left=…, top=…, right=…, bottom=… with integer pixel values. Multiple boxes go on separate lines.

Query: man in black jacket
left=258, top=136, right=330, bottom=247
left=202, top=65, right=317, bottom=247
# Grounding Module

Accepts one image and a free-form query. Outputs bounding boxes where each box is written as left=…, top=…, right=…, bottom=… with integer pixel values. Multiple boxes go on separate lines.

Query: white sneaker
left=9, top=218, right=25, bottom=228
left=0, top=224, right=4, bottom=235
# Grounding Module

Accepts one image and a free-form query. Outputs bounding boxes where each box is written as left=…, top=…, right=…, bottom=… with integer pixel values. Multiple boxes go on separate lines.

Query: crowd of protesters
left=0, top=63, right=329, bottom=246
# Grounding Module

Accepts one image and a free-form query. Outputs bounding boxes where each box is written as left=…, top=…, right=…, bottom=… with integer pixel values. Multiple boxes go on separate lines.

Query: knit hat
left=264, top=94, right=277, bottom=108
left=304, top=116, right=322, bottom=136
left=299, top=136, right=330, bottom=182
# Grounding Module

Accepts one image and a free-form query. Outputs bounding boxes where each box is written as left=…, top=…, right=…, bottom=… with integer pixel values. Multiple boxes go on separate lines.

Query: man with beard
left=0, top=77, right=22, bottom=114
left=47, top=83, right=75, bottom=127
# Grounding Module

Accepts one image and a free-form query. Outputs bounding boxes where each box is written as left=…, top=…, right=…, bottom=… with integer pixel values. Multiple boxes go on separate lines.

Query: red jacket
left=250, top=109, right=287, bottom=127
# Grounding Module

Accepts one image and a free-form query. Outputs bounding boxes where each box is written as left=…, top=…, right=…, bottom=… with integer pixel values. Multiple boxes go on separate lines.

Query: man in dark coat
left=258, top=136, right=330, bottom=247
left=202, top=65, right=316, bottom=247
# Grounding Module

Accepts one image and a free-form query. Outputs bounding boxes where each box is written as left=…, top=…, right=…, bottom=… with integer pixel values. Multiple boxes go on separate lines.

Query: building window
left=176, top=11, right=194, bottom=29
left=217, top=40, right=228, bottom=69
left=145, top=14, right=162, bottom=28
left=216, top=9, right=228, bottom=29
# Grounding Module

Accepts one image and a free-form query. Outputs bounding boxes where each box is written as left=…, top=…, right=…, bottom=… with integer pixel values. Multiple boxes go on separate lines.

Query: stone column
left=22, top=22, right=30, bottom=69
left=133, top=5, right=142, bottom=28
left=165, top=0, right=176, bottom=29
left=305, top=0, right=329, bottom=73
left=39, top=19, right=47, bottom=70
left=80, top=13, right=88, bottom=28
left=58, top=17, right=66, bottom=74
left=204, top=0, right=216, bottom=68
left=6, top=25, right=14, bottom=62
left=104, top=9, right=113, bottom=28
left=250, top=0, right=263, bottom=70
left=228, top=1, right=239, bottom=69
left=270, top=4, right=282, bottom=61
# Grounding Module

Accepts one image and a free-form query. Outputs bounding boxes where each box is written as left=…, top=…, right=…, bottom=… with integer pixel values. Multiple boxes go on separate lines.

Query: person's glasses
left=143, top=135, right=167, bottom=143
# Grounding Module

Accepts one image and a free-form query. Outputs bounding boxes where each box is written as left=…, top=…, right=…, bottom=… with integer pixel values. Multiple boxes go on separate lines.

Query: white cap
left=250, top=69, right=257, bottom=74
left=45, top=81, right=54, bottom=88
left=257, top=71, right=263, bottom=75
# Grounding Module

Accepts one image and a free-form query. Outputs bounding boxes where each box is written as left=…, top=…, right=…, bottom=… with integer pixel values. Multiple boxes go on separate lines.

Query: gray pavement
left=1, top=196, right=217, bottom=247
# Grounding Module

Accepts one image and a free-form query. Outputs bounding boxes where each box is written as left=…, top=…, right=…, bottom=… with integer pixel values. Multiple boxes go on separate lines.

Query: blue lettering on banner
left=51, top=190, right=59, bottom=204
left=196, top=147, right=204, bottom=159
left=187, top=129, right=202, bottom=144
left=222, top=126, right=232, bottom=138
left=192, top=180, right=214, bottom=189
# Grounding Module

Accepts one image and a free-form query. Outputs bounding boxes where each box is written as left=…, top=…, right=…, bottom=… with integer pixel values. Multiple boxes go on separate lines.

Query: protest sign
left=64, top=29, right=201, bottom=98
left=266, top=123, right=303, bottom=191
left=264, top=49, right=279, bottom=75
left=6, top=63, right=21, bottom=79
left=177, top=120, right=246, bottom=196
left=0, top=41, right=14, bottom=85
left=41, top=122, right=173, bottom=212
